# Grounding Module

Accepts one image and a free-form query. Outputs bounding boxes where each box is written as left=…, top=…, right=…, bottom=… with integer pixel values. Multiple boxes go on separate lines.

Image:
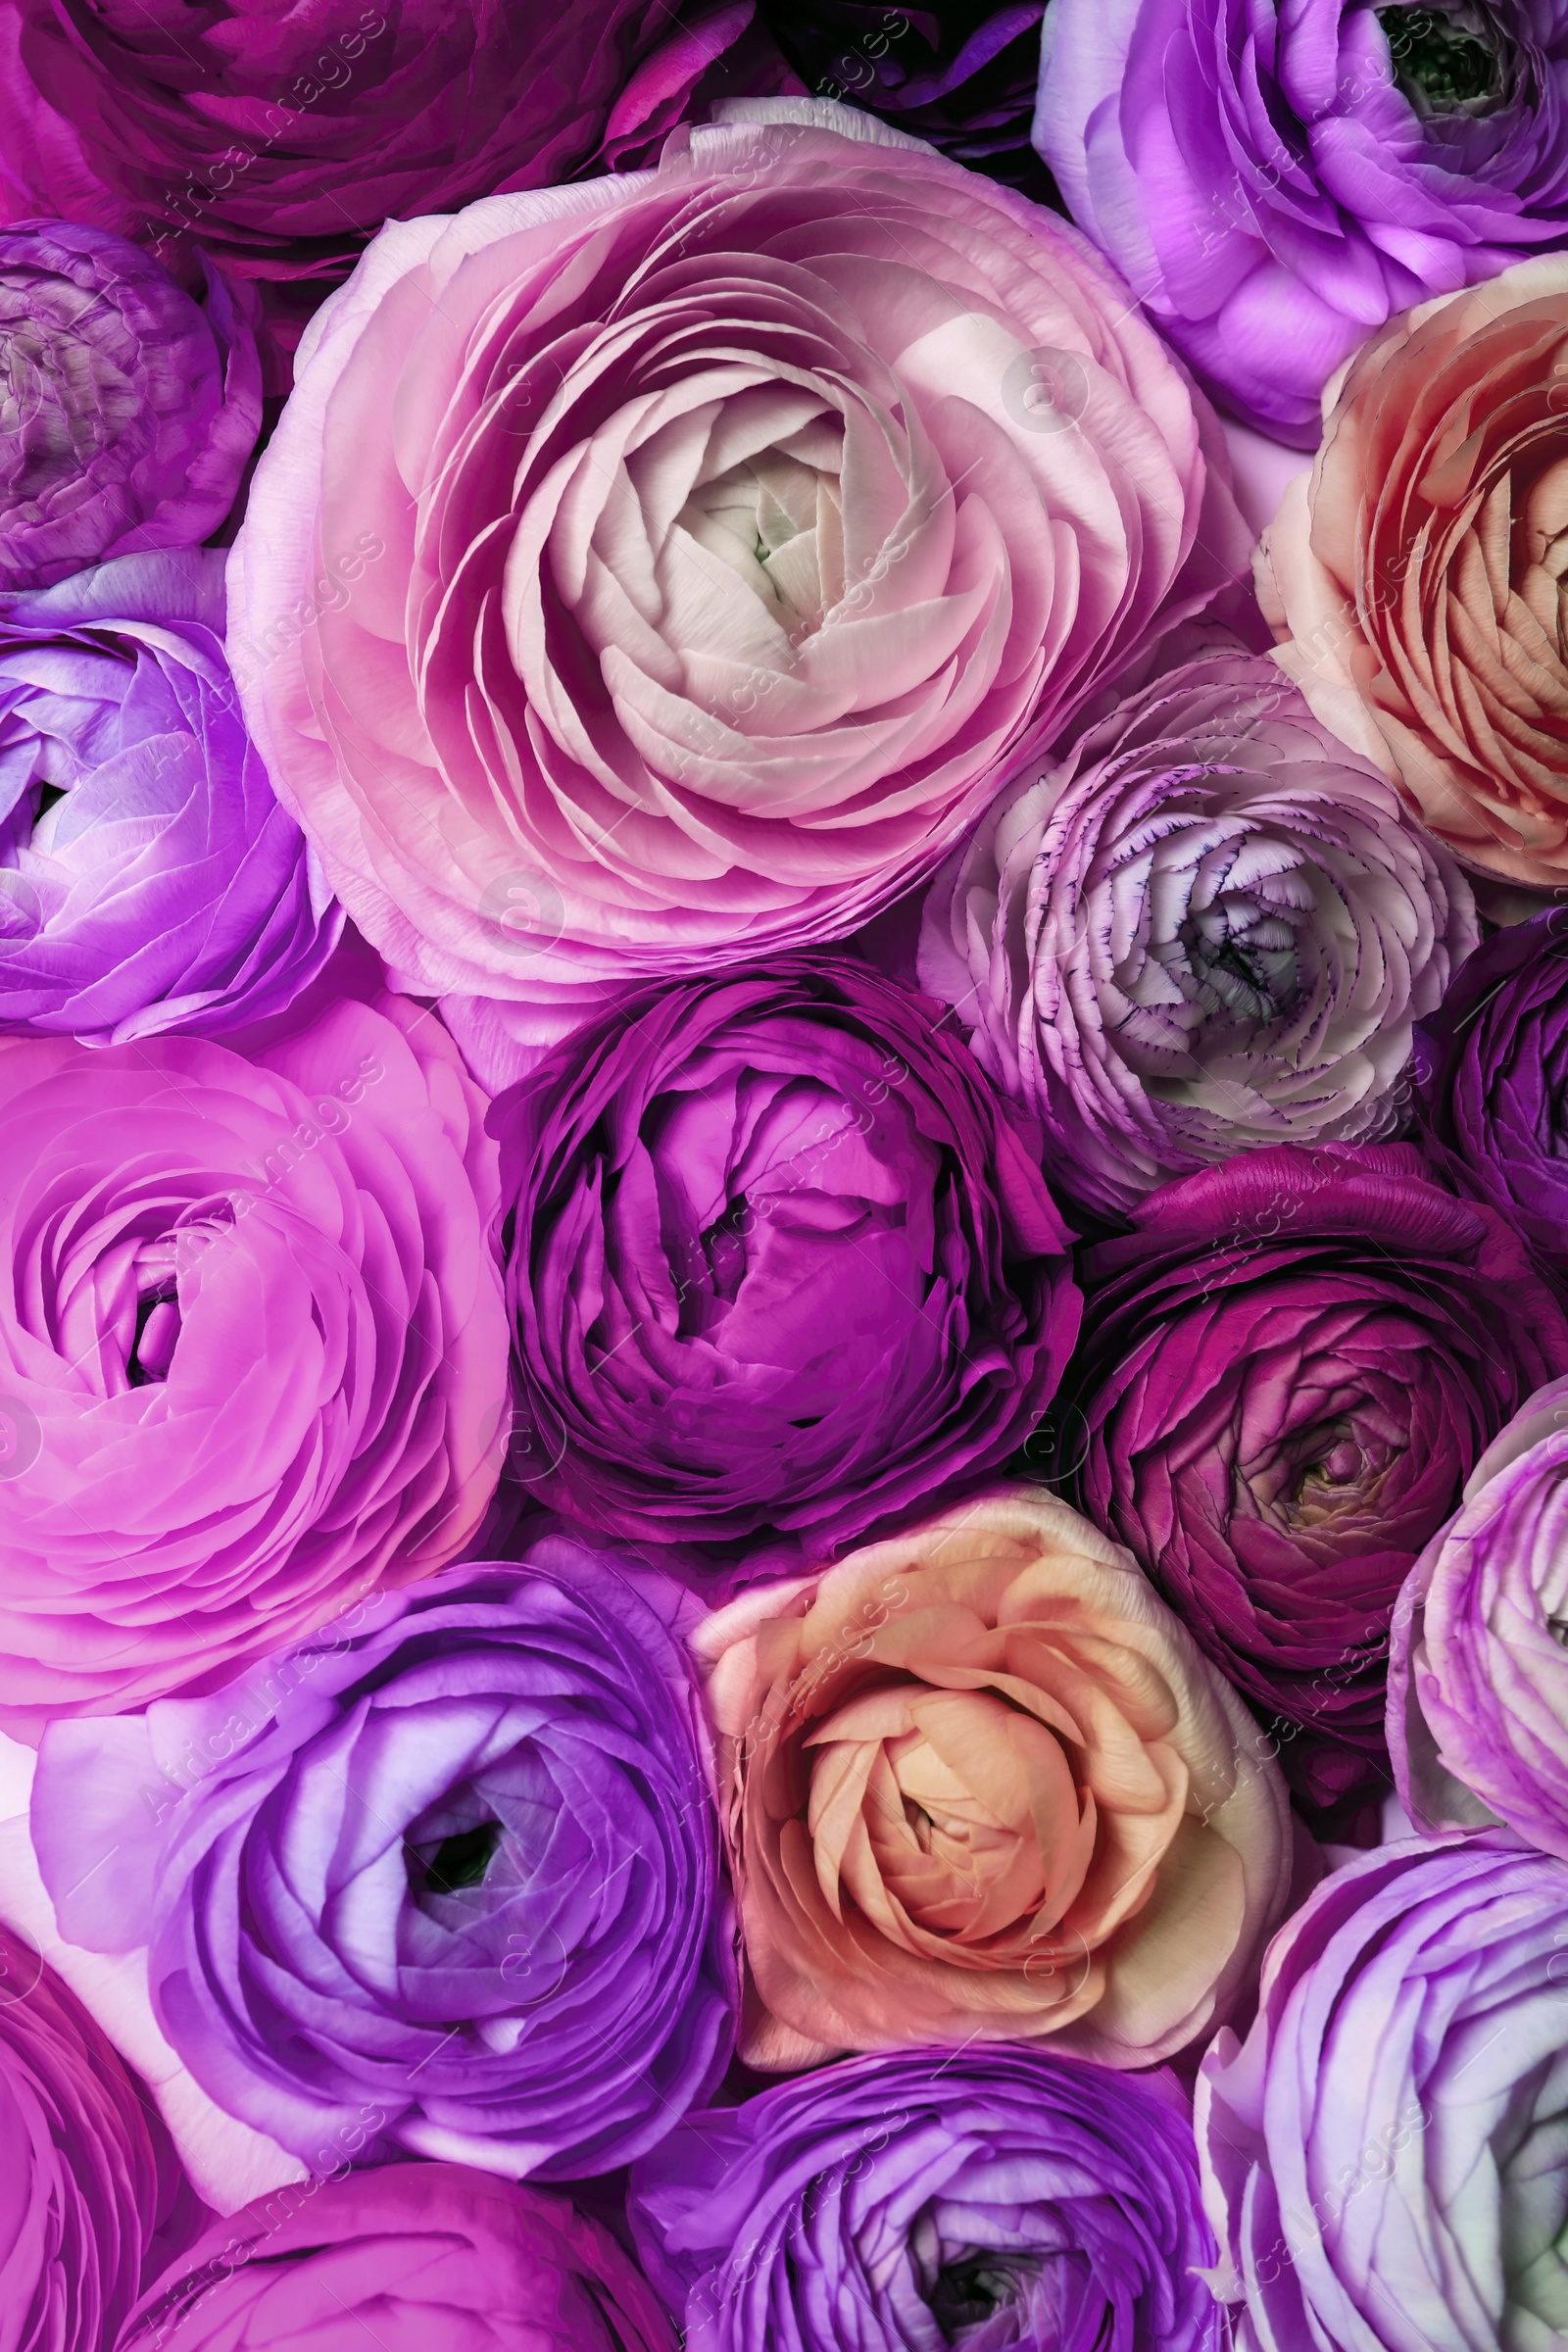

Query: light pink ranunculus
left=230, top=101, right=1250, bottom=1015
left=695, top=1486, right=1292, bottom=2072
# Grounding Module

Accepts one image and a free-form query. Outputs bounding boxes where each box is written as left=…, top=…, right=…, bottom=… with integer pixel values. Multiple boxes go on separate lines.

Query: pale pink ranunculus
left=229, top=100, right=1250, bottom=1017
left=695, top=1486, right=1292, bottom=2072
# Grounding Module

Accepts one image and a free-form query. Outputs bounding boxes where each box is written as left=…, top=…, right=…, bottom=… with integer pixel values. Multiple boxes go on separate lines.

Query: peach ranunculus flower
left=694, top=1487, right=1292, bottom=2070
left=1259, top=256, right=1568, bottom=890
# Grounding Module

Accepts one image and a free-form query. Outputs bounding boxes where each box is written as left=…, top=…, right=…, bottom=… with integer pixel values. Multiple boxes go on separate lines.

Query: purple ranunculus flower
left=1199, top=1832, right=1568, bottom=2352
left=0, top=951, right=510, bottom=1733
left=0, top=551, right=340, bottom=1042
left=32, top=1542, right=736, bottom=2180
left=756, top=0, right=1054, bottom=192
left=0, top=221, right=259, bottom=588
left=117, top=2162, right=675, bottom=2352
left=1390, top=1375, right=1568, bottom=1858
left=628, top=2045, right=1226, bottom=2351
left=0, top=0, right=733, bottom=301
left=919, top=649, right=1477, bottom=1225
left=492, top=955, right=1080, bottom=1566
left=1417, top=906, right=1568, bottom=1283
left=1034, top=0, right=1568, bottom=444
left=1064, top=1143, right=1568, bottom=1808
left=0, top=1925, right=206, bottom=2352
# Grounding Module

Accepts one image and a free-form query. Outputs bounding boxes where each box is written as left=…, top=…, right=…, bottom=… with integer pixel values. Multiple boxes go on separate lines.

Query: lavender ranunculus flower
left=1064, top=1144, right=1568, bottom=1806
left=0, top=1926, right=205, bottom=2352
left=1390, top=1376, right=1568, bottom=1857
left=118, top=2163, right=675, bottom=2352
left=0, top=221, right=259, bottom=587
left=1417, top=907, right=1568, bottom=1282
left=0, top=552, right=340, bottom=1042
left=0, top=954, right=509, bottom=1732
left=629, top=2045, right=1225, bottom=2351
left=1199, top=1833, right=1568, bottom=2352
left=1034, top=0, right=1568, bottom=443
left=32, top=1543, right=735, bottom=2180
left=919, top=650, right=1478, bottom=1224
left=492, top=955, right=1080, bottom=1564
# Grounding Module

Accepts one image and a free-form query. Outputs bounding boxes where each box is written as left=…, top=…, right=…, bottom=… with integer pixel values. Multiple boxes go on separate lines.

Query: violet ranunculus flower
left=32, top=1543, right=735, bottom=2180
left=117, top=2163, right=675, bottom=2352
left=492, top=955, right=1080, bottom=1562
left=1034, top=0, right=1568, bottom=445
left=0, top=955, right=509, bottom=1733
left=0, top=220, right=259, bottom=589
left=756, top=1, right=1054, bottom=191
left=0, top=552, right=340, bottom=1043
left=1390, top=1376, right=1568, bottom=1858
left=230, top=101, right=1250, bottom=1012
left=0, top=0, right=710, bottom=296
left=1199, top=1832, right=1568, bottom=2352
left=0, top=1926, right=205, bottom=2352
left=1417, top=906, right=1568, bottom=1282
left=1065, top=1144, right=1568, bottom=1807
left=628, top=2046, right=1225, bottom=2352
left=919, top=649, right=1478, bottom=1224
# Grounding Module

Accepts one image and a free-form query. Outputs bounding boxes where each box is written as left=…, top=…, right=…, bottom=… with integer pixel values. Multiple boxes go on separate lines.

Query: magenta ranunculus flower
left=230, top=101, right=1250, bottom=1014
left=919, top=649, right=1478, bottom=1224
left=1034, top=0, right=1568, bottom=445
left=0, top=220, right=259, bottom=590
left=0, top=551, right=342, bottom=1043
left=1390, top=1376, right=1568, bottom=1860
left=0, top=1926, right=205, bottom=2352
left=0, top=950, right=509, bottom=1733
left=31, top=1543, right=735, bottom=2181
left=492, top=954, right=1080, bottom=1564
left=117, top=2163, right=675, bottom=2352
left=1198, top=1834, right=1568, bottom=2352
left=1065, top=1144, right=1568, bottom=1807
left=1416, top=907, right=1568, bottom=1282
left=0, top=0, right=707, bottom=293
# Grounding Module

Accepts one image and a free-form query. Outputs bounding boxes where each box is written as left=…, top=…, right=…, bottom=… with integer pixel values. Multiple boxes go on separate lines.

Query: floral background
left=0, top=0, right=1565, bottom=2346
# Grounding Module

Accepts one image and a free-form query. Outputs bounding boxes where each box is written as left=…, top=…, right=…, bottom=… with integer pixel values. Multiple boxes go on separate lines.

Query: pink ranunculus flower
left=229, top=100, right=1250, bottom=1020
left=696, top=1486, right=1292, bottom=2072
left=0, top=945, right=510, bottom=1735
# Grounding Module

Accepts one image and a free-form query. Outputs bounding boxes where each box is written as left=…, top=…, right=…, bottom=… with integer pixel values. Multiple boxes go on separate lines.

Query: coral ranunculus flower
left=697, top=1487, right=1292, bottom=2071
left=1261, top=258, right=1568, bottom=887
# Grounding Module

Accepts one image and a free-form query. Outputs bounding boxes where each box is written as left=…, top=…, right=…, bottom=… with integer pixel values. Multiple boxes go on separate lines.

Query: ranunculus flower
left=696, top=1486, right=1292, bottom=2070
left=757, top=1, right=1053, bottom=191
left=1199, top=1832, right=1568, bottom=2352
left=117, top=2163, right=675, bottom=2352
left=229, top=102, right=1250, bottom=1010
left=1065, top=1145, right=1568, bottom=1806
left=1260, top=258, right=1568, bottom=885
left=32, top=1542, right=735, bottom=2180
left=1417, top=906, right=1568, bottom=1283
left=0, top=0, right=710, bottom=295
left=918, top=648, right=1478, bottom=1223
left=0, top=220, right=259, bottom=590
left=493, top=956, right=1079, bottom=1562
left=1390, top=1376, right=1568, bottom=1858
left=1035, top=0, right=1568, bottom=445
left=0, top=955, right=508, bottom=1733
left=628, top=2045, right=1225, bottom=2352
left=0, top=552, right=340, bottom=1043
left=0, top=1925, right=207, bottom=2351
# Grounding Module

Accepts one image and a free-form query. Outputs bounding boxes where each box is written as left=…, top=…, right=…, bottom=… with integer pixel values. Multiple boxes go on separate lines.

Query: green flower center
left=1377, top=6, right=1497, bottom=110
